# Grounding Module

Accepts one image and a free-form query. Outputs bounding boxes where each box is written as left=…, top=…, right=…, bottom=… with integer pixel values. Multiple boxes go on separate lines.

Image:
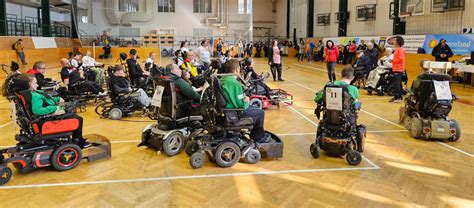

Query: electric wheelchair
left=0, top=78, right=111, bottom=185
left=138, top=76, right=204, bottom=156
left=399, top=72, right=460, bottom=141
left=310, top=83, right=366, bottom=166
left=186, top=75, right=283, bottom=169
left=366, top=67, right=408, bottom=96
left=95, top=66, right=149, bottom=120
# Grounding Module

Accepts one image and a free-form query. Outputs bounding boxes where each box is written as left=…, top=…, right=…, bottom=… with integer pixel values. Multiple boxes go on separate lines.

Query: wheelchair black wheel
left=185, top=141, right=200, bottom=156
left=242, top=149, right=261, bottom=164
left=189, top=152, right=205, bottom=169
left=345, top=150, right=362, bottom=166
left=310, top=143, right=321, bottom=159
left=109, top=108, right=123, bottom=120
left=0, top=165, right=12, bottom=185
left=12, top=162, right=30, bottom=174
left=214, top=142, right=241, bottom=168
left=448, top=120, right=461, bottom=141
left=410, top=117, right=423, bottom=139
left=163, top=131, right=186, bottom=156
left=51, top=143, right=82, bottom=171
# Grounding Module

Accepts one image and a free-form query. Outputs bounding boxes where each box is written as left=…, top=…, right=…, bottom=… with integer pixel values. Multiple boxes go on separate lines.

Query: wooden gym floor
left=0, top=57, right=473, bottom=207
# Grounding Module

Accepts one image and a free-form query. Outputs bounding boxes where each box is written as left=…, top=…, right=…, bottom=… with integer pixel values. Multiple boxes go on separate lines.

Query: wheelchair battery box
left=257, top=131, right=284, bottom=159
left=429, top=119, right=451, bottom=140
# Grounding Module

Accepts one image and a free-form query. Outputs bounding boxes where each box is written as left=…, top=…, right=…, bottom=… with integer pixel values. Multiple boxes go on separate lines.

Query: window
left=247, top=0, right=252, bottom=14
left=194, top=0, right=212, bottom=13
left=119, top=0, right=139, bottom=12
left=238, top=0, right=244, bottom=14
left=81, top=16, right=88, bottom=23
left=158, top=0, right=175, bottom=13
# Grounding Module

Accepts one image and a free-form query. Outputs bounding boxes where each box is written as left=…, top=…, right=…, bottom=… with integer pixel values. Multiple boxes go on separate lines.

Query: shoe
left=278, top=79, right=284, bottom=81
left=98, top=92, right=107, bottom=96
left=393, top=99, right=403, bottom=103
left=258, top=133, right=272, bottom=143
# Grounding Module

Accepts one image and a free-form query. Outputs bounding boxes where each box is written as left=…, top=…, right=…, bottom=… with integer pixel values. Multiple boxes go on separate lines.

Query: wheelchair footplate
left=83, top=134, right=112, bottom=162
left=270, top=89, right=293, bottom=107
left=256, top=131, right=284, bottom=159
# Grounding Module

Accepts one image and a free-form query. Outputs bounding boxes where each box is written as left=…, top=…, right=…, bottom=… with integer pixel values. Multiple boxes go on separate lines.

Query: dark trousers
left=298, top=53, right=304, bottom=61
left=242, top=107, right=265, bottom=142
left=326, top=62, right=336, bottom=82
left=79, top=81, right=103, bottom=94
left=270, top=63, right=282, bottom=81
left=392, top=72, right=403, bottom=99
left=17, top=52, right=26, bottom=64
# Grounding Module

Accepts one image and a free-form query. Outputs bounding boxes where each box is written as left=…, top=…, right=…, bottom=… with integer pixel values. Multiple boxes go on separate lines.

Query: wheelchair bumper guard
left=138, top=124, right=190, bottom=150
left=82, top=134, right=112, bottom=162
left=425, top=119, right=454, bottom=140
left=256, top=131, right=284, bottom=159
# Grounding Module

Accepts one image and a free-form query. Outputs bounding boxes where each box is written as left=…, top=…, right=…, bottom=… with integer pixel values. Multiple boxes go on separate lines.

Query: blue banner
left=423, top=34, right=474, bottom=55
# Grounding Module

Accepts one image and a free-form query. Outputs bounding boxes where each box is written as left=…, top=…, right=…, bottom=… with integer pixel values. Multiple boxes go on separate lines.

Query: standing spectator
left=216, top=39, right=223, bottom=58
left=357, top=40, right=367, bottom=51
left=247, top=41, right=254, bottom=58
left=348, top=41, right=357, bottom=65
left=268, top=40, right=283, bottom=82
left=195, top=40, right=212, bottom=68
left=431, top=38, right=453, bottom=62
left=180, top=41, right=189, bottom=54
left=13, top=39, right=27, bottom=65
left=366, top=42, right=379, bottom=70
left=238, top=40, right=244, bottom=58
left=317, top=40, right=325, bottom=61
left=309, top=41, right=316, bottom=61
left=324, top=40, right=339, bottom=82
left=390, top=36, right=406, bottom=103
left=304, top=41, right=311, bottom=62
left=297, top=41, right=305, bottom=62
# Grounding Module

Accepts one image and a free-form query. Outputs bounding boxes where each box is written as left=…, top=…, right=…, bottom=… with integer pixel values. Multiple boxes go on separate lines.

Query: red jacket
left=324, top=46, right=339, bottom=62
left=26, top=69, right=39, bottom=75
left=392, top=47, right=406, bottom=73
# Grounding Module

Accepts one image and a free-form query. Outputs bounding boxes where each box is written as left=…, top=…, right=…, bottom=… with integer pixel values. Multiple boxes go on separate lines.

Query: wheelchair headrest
left=11, top=76, right=31, bottom=92
left=119, top=52, right=127, bottom=61
left=17, top=90, right=33, bottom=118
left=419, top=72, right=451, bottom=81
left=213, top=77, right=228, bottom=109
left=10, top=61, right=20, bottom=72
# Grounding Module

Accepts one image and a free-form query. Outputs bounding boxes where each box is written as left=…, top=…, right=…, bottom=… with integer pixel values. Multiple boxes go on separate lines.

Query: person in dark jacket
left=431, top=38, right=453, bottom=62
left=110, top=65, right=151, bottom=107
left=127, top=49, right=150, bottom=80
left=59, top=58, right=104, bottom=95
left=268, top=40, right=284, bottom=81
left=354, top=50, right=372, bottom=71
left=166, top=64, right=201, bottom=103
left=366, top=42, right=379, bottom=69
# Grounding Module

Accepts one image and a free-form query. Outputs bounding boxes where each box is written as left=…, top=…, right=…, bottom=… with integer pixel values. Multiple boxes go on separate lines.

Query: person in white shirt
left=179, top=41, right=189, bottom=54
left=145, top=52, right=157, bottom=71
left=81, top=51, right=105, bottom=86
left=237, top=40, right=243, bottom=58
left=194, top=40, right=211, bottom=67
left=378, top=48, right=394, bottom=68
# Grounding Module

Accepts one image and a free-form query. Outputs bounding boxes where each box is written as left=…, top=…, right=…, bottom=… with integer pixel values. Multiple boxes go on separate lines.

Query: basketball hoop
left=399, top=12, right=412, bottom=17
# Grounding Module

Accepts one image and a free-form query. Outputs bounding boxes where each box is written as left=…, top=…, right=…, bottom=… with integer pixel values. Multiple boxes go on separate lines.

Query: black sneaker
left=82, top=139, right=92, bottom=148
left=278, top=79, right=284, bottom=81
left=393, top=99, right=403, bottom=103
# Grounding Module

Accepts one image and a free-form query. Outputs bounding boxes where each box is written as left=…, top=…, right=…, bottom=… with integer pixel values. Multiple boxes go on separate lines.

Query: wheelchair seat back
left=416, top=73, right=452, bottom=118
left=322, top=84, right=354, bottom=126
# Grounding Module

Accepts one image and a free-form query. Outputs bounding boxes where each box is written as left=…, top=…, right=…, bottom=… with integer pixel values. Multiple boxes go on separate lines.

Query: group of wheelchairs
left=139, top=67, right=284, bottom=169
left=364, top=66, right=409, bottom=96
left=0, top=68, right=111, bottom=185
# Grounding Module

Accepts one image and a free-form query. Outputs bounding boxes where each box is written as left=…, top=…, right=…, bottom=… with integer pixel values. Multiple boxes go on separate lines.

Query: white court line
left=436, top=142, right=474, bottom=157
left=0, top=121, right=13, bottom=128
left=284, top=64, right=474, bottom=157
left=0, top=166, right=379, bottom=190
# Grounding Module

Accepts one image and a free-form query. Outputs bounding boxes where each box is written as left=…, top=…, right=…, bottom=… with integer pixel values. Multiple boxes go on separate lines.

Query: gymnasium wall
left=79, top=0, right=282, bottom=40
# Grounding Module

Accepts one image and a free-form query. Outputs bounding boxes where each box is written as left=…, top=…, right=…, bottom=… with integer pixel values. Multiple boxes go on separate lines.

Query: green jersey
left=314, top=80, right=359, bottom=104
left=220, top=75, right=249, bottom=109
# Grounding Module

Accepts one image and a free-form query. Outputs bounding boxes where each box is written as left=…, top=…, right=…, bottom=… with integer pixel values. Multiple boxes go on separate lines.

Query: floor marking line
left=0, top=166, right=379, bottom=190
left=436, top=142, right=474, bottom=157
left=287, top=106, right=318, bottom=126
left=292, top=63, right=327, bottom=72
left=0, top=121, right=13, bottom=128
left=286, top=65, right=474, bottom=158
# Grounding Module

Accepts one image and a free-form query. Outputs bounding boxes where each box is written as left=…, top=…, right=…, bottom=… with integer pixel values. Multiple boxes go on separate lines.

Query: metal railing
left=0, top=20, right=71, bottom=37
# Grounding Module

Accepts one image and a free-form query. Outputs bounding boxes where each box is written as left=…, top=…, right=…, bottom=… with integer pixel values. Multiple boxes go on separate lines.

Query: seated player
left=167, top=63, right=201, bottom=103
left=220, top=59, right=269, bottom=143
left=314, top=67, right=359, bottom=124
left=18, top=74, right=89, bottom=147
left=82, top=51, right=105, bottom=86
left=242, top=58, right=271, bottom=98
left=127, top=49, right=150, bottom=82
left=109, top=65, right=151, bottom=107
left=353, top=50, right=372, bottom=72
left=25, top=61, right=55, bottom=90
left=181, top=51, right=199, bottom=77
left=59, top=58, right=105, bottom=95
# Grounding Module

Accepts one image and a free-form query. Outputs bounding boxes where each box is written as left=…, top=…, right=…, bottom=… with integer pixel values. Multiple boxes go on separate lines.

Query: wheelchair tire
left=13, top=162, right=30, bottom=174
left=0, top=165, right=12, bottom=185
left=410, top=117, right=423, bottom=139
left=345, top=150, right=362, bottom=166
left=185, top=141, right=200, bottom=157
left=310, top=143, right=321, bottom=159
left=163, top=131, right=186, bottom=157
left=51, top=143, right=82, bottom=171
left=449, top=120, right=461, bottom=142
left=249, top=98, right=263, bottom=109
left=214, top=142, right=241, bottom=168
left=356, top=127, right=366, bottom=153
left=189, top=152, right=205, bottom=169
left=109, top=108, right=123, bottom=120
left=243, top=149, right=261, bottom=164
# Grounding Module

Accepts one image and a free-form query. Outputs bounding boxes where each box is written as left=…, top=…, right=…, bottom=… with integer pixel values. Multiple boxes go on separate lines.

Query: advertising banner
left=385, top=35, right=426, bottom=54
left=423, top=34, right=474, bottom=55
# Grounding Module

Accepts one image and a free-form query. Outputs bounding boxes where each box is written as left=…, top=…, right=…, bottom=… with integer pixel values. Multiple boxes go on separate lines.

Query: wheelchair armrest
left=222, top=108, right=246, bottom=112
left=31, top=112, right=75, bottom=124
